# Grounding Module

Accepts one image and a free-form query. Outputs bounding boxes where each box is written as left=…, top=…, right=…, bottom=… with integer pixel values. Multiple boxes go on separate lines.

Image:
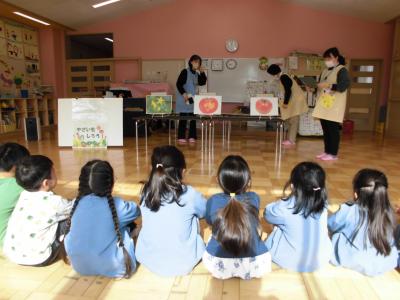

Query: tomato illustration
left=199, top=98, right=218, bottom=114
left=255, top=99, right=273, bottom=114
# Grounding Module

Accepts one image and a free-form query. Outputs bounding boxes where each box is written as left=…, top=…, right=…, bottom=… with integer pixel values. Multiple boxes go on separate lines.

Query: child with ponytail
left=136, top=145, right=207, bottom=276
left=264, top=162, right=332, bottom=272
left=203, top=155, right=271, bottom=280
left=328, top=169, right=398, bottom=276
left=64, top=160, right=140, bottom=278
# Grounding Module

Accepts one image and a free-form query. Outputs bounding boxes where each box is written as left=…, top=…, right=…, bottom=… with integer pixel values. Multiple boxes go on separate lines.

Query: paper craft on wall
left=7, top=41, right=24, bottom=59
left=250, top=97, right=279, bottom=116
left=22, top=28, right=38, bottom=45
left=0, top=37, right=6, bottom=56
left=72, top=99, right=108, bottom=148
left=5, top=24, right=22, bottom=42
left=23, top=44, right=39, bottom=60
left=146, top=95, right=172, bottom=114
left=194, top=95, right=222, bottom=115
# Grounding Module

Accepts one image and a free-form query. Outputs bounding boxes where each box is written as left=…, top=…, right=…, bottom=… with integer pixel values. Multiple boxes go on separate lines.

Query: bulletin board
left=0, top=18, right=40, bottom=96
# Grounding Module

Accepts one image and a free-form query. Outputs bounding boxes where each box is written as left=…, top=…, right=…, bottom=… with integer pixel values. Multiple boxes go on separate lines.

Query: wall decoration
left=7, top=41, right=24, bottom=59
left=23, top=44, right=39, bottom=60
left=0, top=58, right=14, bottom=88
left=194, top=95, right=222, bottom=115
left=225, top=59, right=237, bottom=70
left=211, top=59, right=224, bottom=71
left=146, top=95, right=172, bottom=114
left=22, top=28, right=38, bottom=45
left=250, top=96, right=279, bottom=116
left=0, top=37, right=6, bottom=56
left=259, top=56, right=268, bottom=70
left=5, top=23, right=22, bottom=42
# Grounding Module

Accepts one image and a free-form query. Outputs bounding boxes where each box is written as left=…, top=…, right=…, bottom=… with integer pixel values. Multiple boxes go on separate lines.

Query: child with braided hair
left=64, top=160, right=140, bottom=278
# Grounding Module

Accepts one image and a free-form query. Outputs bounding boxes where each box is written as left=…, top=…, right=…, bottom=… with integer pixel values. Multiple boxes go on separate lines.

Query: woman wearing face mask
left=175, top=54, right=207, bottom=144
left=312, top=47, right=350, bottom=161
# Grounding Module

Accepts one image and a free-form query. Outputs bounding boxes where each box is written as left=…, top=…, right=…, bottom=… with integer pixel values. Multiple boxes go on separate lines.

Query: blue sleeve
left=114, top=198, right=141, bottom=227
left=249, top=192, right=260, bottom=210
left=328, top=203, right=351, bottom=234
left=205, top=196, right=214, bottom=225
left=192, top=191, right=207, bottom=219
left=264, top=200, right=286, bottom=225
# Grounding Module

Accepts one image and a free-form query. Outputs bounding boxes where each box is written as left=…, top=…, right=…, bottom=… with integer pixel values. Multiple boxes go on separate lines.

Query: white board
left=188, top=58, right=285, bottom=103
left=58, top=98, right=123, bottom=147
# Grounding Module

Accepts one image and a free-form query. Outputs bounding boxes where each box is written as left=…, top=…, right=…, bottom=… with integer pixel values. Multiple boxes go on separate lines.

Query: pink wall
left=65, top=0, right=394, bottom=107
left=39, top=28, right=67, bottom=99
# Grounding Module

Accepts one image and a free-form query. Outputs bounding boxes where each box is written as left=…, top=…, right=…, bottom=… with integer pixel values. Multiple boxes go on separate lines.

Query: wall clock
left=225, top=39, right=239, bottom=53
left=225, top=59, right=237, bottom=70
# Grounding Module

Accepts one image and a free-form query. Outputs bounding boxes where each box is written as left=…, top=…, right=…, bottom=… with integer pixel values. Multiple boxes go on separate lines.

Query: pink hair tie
left=156, top=163, right=163, bottom=168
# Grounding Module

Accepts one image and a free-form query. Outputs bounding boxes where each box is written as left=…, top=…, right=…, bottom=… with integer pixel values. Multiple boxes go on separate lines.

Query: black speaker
left=24, top=117, right=41, bottom=141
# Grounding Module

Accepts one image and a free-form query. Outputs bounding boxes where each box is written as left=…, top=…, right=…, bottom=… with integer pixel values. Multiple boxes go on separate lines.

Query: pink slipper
left=189, top=138, right=196, bottom=143
left=282, top=140, right=295, bottom=146
left=177, top=139, right=187, bottom=144
left=316, top=152, right=327, bottom=159
left=320, top=154, right=338, bottom=161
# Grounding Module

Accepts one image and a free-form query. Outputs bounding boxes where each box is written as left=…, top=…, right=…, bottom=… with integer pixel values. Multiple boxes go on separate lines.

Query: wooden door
left=347, top=59, right=382, bottom=131
left=67, top=61, right=91, bottom=97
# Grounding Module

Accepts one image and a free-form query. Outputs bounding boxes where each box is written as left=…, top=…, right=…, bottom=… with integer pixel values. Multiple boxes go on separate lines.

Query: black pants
left=320, top=119, right=341, bottom=156
left=178, top=113, right=197, bottom=139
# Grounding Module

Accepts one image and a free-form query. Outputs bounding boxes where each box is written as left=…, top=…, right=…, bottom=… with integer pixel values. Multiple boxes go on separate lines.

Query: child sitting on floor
left=0, top=143, right=30, bottom=250
left=329, top=169, right=398, bottom=276
left=3, top=155, right=73, bottom=266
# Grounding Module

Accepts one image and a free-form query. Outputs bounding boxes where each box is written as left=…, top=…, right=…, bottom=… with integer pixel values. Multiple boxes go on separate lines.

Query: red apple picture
left=199, top=97, right=219, bottom=114
left=255, top=99, right=273, bottom=114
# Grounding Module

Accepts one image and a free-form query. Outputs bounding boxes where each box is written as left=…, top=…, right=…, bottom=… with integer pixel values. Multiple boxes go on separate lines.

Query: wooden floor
left=1, top=126, right=400, bottom=300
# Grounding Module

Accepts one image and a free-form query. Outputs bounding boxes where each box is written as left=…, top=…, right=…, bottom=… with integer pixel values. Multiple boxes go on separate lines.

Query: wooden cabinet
left=0, top=96, right=57, bottom=134
left=386, top=17, right=400, bottom=136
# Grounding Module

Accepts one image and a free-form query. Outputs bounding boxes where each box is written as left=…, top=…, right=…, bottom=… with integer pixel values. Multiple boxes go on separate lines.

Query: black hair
left=140, top=146, right=187, bottom=212
left=213, top=155, right=259, bottom=256
left=15, top=155, right=53, bottom=191
left=65, top=160, right=133, bottom=278
left=0, top=143, right=30, bottom=172
left=323, top=47, right=346, bottom=65
left=267, top=64, right=281, bottom=76
left=351, top=169, right=396, bottom=256
left=283, top=162, right=327, bottom=218
left=188, top=54, right=202, bottom=70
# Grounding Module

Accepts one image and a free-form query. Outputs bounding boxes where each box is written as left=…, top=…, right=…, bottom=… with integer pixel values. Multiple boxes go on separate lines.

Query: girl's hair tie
left=313, top=187, right=321, bottom=191
left=230, top=193, right=236, bottom=197
left=156, top=163, right=163, bottom=168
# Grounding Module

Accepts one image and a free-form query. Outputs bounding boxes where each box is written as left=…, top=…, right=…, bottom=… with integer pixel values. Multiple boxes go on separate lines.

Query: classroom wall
left=54, top=0, right=395, bottom=107
left=39, top=28, right=67, bottom=99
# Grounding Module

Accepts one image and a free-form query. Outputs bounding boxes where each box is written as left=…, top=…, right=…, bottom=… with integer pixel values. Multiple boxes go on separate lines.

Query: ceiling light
left=92, top=0, right=121, bottom=8
left=13, top=12, right=50, bottom=26
left=105, top=37, right=114, bottom=42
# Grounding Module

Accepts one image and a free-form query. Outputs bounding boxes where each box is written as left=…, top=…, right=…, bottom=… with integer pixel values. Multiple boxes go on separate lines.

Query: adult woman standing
left=175, top=55, right=207, bottom=144
left=313, top=47, right=350, bottom=161
left=267, top=64, right=308, bottom=146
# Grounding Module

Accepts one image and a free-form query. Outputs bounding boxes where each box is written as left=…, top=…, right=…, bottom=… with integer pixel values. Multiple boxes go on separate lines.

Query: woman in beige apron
left=267, top=64, right=308, bottom=146
left=312, top=47, right=350, bottom=161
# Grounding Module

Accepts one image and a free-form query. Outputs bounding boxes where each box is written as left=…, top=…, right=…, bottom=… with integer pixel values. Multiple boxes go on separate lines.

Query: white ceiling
left=4, top=0, right=400, bottom=29
left=283, top=0, right=400, bottom=22
left=4, top=0, right=174, bottom=29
